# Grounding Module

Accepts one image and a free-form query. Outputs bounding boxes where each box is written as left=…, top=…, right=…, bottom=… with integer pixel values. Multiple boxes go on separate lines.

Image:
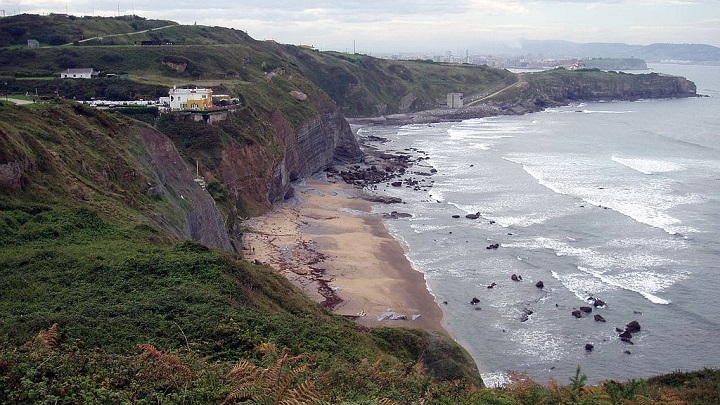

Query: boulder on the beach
left=511, top=274, right=521, bottom=282
left=486, top=243, right=500, bottom=250
left=535, top=281, right=544, bottom=289
left=465, top=212, right=480, bottom=219
left=487, top=282, right=497, bottom=289
left=580, top=306, right=593, bottom=313
left=572, top=310, right=583, bottom=318
left=452, top=215, right=461, bottom=218
left=470, top=297, right=480, bottom=305
left=585, top=344, right=594, bottom=352
left=391, top=181, right=403, bottom=187
left=626, top=320, right=641, bottom=333
left=594, top=314, right=606, bottom=322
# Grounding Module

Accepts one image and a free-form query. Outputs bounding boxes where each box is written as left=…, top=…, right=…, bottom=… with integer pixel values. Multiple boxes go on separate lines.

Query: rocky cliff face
left=216, top=106, right=361, bottom=215
left=135, top=126, right=235, bottom=252
left=268, top=108, right=361, bottom=203
left=528, top=70, right=697, bottom=103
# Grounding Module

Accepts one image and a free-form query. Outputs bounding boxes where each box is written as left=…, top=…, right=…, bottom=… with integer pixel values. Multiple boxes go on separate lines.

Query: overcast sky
left=2, top=1, right=719, bottom=53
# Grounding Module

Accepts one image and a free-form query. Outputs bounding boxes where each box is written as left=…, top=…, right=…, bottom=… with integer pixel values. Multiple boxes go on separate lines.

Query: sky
left=1, top=1, right=719, bottom=53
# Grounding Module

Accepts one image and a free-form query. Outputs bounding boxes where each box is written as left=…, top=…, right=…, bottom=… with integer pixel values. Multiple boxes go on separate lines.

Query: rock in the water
left=452, top=214, right=461, bottom=218
left=585, top=344, right=594, bottom=352
left=519, top=308, right=534, bottom=322
left=626, top=320, right=641, bottom=333
left=594, top=314, right=606, bottom=322
left=593, top=298, right=606, bottom=307
left=486, top=243, right=500, bottom=250
left=535, top=281, right=544, bottom=289
left=511, top=274, right=520, bottom=282
left=572, top=310, right=583, bottom=318
left=621, top=337, right=634, bottom=345
left=580, top=306, right=593, bottom=313
left=470, top=297, right=480, bottom=305
left=487, top=282, right=497, bottom=289
left=619, top=330, right=633, bottom=339
left=465, top=212, right=480, bottom=219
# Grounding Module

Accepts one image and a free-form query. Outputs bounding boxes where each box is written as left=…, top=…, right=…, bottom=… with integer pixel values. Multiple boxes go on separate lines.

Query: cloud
left=1, top=0, right=718, bottom=51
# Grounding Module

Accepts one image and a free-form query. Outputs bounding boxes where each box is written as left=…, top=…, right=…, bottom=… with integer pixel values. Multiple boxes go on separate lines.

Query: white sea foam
left=508, top=326, right=565, bottom=363
left=510, top=236, right=675, bottom=271
left=488, top=214, right=550, bottom=228
left=551, top=270, right=617, bottom=301
left=612, top=156, right=686, bottom=175
left=503, top=153, right=702, bottom=235
left=481, top=372, right=512, bottom=388
left=576, top=266, right=679, bottom=304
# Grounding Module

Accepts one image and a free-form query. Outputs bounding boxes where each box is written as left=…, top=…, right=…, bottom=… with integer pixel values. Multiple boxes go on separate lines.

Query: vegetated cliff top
left=0, top=14, right=178, bottom=47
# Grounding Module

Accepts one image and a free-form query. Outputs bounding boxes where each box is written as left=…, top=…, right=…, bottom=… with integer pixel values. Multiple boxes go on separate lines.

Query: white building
left=159, top=87, right=213, bottom=111
left=60, top=68, right=96, bottom=79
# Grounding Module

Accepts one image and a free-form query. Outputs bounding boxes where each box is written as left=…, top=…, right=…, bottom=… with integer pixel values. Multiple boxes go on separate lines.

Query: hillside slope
left=0, top=100, right=482, bottom=402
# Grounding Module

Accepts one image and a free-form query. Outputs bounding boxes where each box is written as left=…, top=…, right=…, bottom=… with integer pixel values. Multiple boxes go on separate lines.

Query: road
left=4, top=97, right=34, bottom=105
left=65, top=24, right=177, bottom=45
left=465, top=74, right=528, bottom=107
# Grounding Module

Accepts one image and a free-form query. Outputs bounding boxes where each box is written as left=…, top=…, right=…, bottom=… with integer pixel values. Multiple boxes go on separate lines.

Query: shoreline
left=242, top=174, right=445, bottom=333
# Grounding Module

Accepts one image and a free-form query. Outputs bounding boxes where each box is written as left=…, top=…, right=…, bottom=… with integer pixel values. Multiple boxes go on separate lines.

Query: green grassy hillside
left=282, top=48, right=518, bottom=116
left=0, top=14, right=177, bottom=47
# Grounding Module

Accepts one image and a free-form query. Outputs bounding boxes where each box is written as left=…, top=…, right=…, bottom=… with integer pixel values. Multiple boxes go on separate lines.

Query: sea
left=360, top=64, right=720, bottom=386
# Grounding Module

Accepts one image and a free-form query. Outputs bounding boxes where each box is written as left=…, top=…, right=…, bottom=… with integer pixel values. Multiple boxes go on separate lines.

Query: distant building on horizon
left=27, top=39, right=40, bottom=48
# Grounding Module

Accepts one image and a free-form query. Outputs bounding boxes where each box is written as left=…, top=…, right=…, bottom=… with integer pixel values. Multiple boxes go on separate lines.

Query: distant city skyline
left=1, top=1, right=719, bottom=53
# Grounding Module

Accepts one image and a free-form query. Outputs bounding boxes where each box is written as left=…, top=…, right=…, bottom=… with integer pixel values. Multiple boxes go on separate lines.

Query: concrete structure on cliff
left=447, top=93, right=464, bottom=108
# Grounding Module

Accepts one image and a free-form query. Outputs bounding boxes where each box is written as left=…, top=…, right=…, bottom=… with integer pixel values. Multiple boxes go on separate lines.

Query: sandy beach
left=243, top=174, right=444, bottom=332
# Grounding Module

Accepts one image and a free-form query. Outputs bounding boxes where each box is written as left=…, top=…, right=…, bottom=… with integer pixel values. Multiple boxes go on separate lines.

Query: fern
left=36, top=323, right=59, bottom=350
left=136, top=343, right=193, bottom=394
left=569, top=365, right=588, bottom=391
left=224, top=343, right=325, bottom=404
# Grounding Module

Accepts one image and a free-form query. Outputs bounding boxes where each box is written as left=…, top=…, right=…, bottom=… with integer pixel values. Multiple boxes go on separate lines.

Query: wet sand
left=243, top=175, right=444, bottom=332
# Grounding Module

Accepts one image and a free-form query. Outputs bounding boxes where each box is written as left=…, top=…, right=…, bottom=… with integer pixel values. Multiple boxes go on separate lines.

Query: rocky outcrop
left=266, top=108, right=361, bottom=204
left=0, top=157, right=33, bottom=194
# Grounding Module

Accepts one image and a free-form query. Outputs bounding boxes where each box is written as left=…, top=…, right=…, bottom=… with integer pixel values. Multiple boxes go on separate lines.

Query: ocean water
left=362, top=64, right=720, bottom=386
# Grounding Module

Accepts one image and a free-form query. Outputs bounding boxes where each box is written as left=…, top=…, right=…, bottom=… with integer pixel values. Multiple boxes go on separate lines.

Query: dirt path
left=65, top=24, right=177, bottom=45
